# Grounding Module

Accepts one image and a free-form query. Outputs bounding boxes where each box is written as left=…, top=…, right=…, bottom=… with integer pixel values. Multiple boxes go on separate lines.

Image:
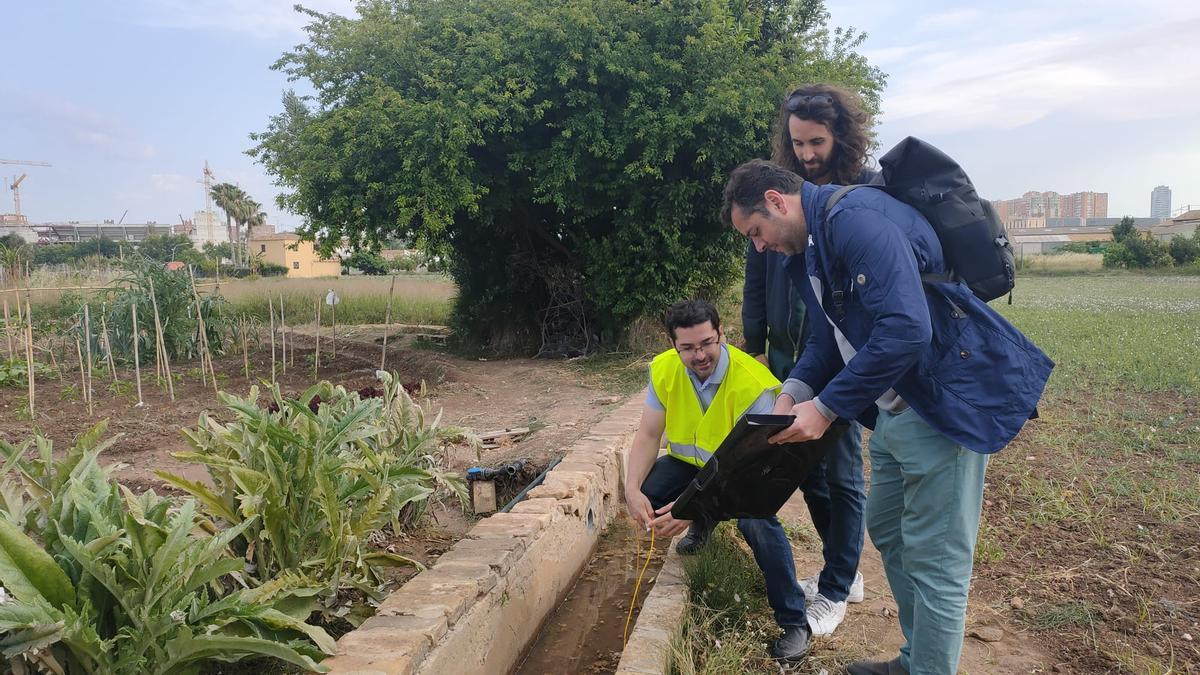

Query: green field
left=998, top=275, right=1200, bottom=393
left=215, top=274, right=455, bottom=327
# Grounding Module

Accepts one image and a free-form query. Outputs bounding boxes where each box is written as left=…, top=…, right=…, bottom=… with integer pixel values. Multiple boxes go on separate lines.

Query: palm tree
left=209, top=183, right=248, bottom=266
left=242, top=200, right=268, bottom=246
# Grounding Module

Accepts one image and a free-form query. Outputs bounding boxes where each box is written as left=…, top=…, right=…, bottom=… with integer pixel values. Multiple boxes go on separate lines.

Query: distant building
left=250, top=231, right=341, bottom=278
left=993, top=189, right=1108, bottom=229
left=1059, top=191, right=1107, bottom=219
left=1150, top=186, right=1172, bottom=220
left=1149, top=209, right=1200, bottom=241
left=178, top=210, right=230, bottom=247
left=31, top=221, right=174, bottom=244
left=1009, top=215, right=1192, bottom=253
left=0, top=217, right=38, bottom=243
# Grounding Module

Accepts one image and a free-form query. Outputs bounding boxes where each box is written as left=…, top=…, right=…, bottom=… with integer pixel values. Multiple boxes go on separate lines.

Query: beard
left=799, top=159, right=830, bottom=182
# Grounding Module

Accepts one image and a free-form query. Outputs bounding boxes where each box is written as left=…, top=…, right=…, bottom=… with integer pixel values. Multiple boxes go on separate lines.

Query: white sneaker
left=801, top=570, right=865, bottom=603
left=806, top=593, right=848, bottom=636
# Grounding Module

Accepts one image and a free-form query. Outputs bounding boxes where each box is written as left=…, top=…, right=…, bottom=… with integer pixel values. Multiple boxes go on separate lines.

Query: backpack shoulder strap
left=823, top=184, right=962, bottom=291
left=820, top=184, right=874, bottom=252
left=822, top=184, right=866, bottom=216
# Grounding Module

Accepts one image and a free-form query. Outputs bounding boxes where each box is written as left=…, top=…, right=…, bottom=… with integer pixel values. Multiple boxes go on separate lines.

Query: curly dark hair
left=771, top=83, right=872, bottom=185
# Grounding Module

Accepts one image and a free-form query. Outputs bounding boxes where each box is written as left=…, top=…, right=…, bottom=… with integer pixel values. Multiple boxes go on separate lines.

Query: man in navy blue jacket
left=722, top=160, right=1053, bottom=675
left=741, top=84, right=880, bottom=637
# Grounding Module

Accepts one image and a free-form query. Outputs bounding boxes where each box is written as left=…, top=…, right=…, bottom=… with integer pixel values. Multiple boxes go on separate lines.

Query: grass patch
left=219, top=274, right=454, bottom=326
left=1026, top=601, right=1098, bottom=631
left=997, top=277, right=1200, bottom=393
left=567, top=350, right=654, bottom=396
left=668, top=524, right=778, bottom=675
left=1016, top=252, right=1104, bottom=274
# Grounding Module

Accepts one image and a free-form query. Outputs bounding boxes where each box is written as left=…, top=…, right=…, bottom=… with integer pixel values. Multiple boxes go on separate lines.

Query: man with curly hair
left=738, top=84, right=877, bottom=637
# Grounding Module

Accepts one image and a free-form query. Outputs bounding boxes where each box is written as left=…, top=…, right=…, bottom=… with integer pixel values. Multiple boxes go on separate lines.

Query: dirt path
left=778, top=494, right=1059, bottom=674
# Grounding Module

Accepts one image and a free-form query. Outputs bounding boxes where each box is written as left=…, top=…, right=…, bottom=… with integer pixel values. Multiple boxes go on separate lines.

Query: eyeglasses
left=785, top=93, right=834, bottom=112
left=676, top=336, right=721, bottom=356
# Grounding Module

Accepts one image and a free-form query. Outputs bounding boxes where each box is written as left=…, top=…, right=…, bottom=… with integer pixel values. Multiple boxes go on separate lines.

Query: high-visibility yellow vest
left=650, top=344, right=781, bottom=468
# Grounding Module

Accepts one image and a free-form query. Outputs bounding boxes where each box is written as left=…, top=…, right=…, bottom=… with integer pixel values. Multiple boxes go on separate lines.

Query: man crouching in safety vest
left=624, top=298, right=812, bottom=663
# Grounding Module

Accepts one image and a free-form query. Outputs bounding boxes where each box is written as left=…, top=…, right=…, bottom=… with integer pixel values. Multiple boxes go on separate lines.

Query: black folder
left=670, top=414, right=844, bottom=522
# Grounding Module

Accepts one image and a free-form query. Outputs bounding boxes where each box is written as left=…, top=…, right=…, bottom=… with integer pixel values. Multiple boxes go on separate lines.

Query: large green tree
left=252, top=0, right=884, bottom=351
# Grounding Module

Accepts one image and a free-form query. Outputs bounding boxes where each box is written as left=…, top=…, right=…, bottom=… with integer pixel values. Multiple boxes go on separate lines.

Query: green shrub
left=343, top=251, right=389, bottom=276
left=1169, top=233, right=1200, bottom=266
left=259, top=261, right=289, bottom=277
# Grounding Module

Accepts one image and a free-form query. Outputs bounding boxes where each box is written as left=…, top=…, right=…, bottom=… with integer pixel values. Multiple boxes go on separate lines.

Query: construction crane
left=0, top=159, right=52, bottom=221
left=9, top=174, right=27, bottom=216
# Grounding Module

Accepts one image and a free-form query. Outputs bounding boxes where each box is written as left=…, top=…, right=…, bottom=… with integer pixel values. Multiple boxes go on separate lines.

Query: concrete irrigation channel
left=324, top=394, right=687, bottom=675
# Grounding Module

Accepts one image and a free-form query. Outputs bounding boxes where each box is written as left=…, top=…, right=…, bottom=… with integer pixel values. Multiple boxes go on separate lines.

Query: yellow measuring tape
left=622, top=526, right=656, bottom=645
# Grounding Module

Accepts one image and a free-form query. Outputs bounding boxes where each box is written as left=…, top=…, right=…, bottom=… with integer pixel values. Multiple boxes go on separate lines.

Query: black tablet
left=670, top=414, right=844, bottom=522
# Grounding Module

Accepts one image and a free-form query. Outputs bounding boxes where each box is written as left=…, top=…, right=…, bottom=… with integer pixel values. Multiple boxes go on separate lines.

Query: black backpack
left=824, top=137, right=1015, bottom=303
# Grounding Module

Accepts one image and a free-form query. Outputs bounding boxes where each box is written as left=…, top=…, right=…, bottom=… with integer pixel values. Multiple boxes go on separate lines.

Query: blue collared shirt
left=645, top=344, right=775, bottom=415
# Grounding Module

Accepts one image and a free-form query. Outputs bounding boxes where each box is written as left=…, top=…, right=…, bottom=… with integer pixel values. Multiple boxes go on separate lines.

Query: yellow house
left=251, top=232, right=341, bottom=278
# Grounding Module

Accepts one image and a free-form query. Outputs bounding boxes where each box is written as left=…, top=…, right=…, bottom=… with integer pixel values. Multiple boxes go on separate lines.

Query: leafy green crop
left=0, top=359, right=50, bottom=388
left=0, top=424, right=333, bottom=674
left=161, top=372, right=478, bottom=621
left=95, top=255, right=237, bottom=366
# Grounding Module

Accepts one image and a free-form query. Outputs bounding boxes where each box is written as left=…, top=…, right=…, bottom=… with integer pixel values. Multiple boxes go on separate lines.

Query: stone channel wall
left=325, top=395, right=643, bottom=674
left=613, top=543, right=687, bottom=675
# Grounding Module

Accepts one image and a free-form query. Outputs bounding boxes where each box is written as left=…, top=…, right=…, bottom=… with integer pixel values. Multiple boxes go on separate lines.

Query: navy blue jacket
left=741, top=246, right=804, bottom=359
left=784, top=181, right=1054, bottom=454
left=742, top=170, right=878, bottom=362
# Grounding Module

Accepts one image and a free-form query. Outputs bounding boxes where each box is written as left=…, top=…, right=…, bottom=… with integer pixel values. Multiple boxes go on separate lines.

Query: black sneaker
left=846, top=656, right=907, bottom=675
left=674, top=524, right=712, bottom=555
left=770, top=624, right=810, bottom=663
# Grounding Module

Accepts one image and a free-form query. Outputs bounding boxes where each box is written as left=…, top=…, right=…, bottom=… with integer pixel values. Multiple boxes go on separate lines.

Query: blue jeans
left=640, top=455, right=807, bottom=628
left=768, top=348, right=867, bottom=603
left=797, top=422, right=865, bottom=602
left=868, top=407, right=988, bottom=675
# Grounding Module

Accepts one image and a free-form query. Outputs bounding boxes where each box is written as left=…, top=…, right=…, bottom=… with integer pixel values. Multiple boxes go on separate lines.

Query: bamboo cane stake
left=148, top=278, right=174, bottom=401
left=132, top=302, right=144, bottom=406
left=240, top=317, right=250, bottom=379
left=314, top=298, right=321, bottom=375
left=268, top=296, right=277, bottom=385
left=100, top=311, right=118, bottom=382
left=380, top=275, right=395, bottom=371
left=279, top=293, right=287, bottom=374
left=330, top=298, right=336, bottom=360
left=150, top=298, right=163, bottom=386
left=75, top=334, right=92, bottom=416
left=188, top=267, right=218, bottom=394
left=24, top=301, right=34, bottom=419
left=3, top=297, right=12, bottom=361
left=83, top=304, right=94, bottom=410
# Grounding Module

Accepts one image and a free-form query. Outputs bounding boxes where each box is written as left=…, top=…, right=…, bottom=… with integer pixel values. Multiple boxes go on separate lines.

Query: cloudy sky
left=3, top=0, right=1197, bottom=230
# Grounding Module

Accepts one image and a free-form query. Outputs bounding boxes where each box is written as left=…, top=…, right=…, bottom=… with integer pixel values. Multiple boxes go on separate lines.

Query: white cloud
left=915, top=8, right=982, bottom=32
left=150, top=173, right=193, bottom=193
left=126, top=0, right=357, bottom=39
left=877, top=17, right=1200, bottom=135
left=0, top=83, right=157, bottom=162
